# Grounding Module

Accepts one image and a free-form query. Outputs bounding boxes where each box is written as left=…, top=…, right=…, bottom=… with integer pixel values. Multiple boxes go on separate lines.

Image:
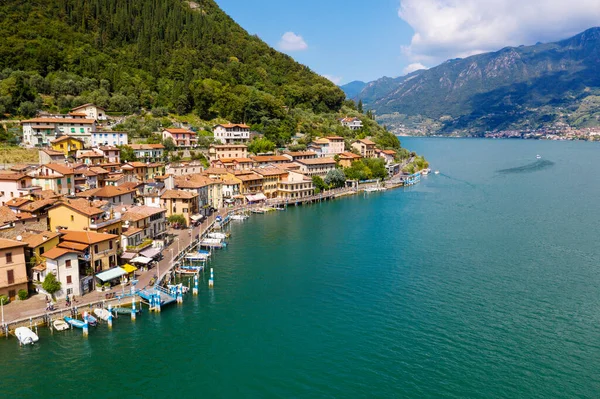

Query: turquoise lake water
left=2, top=138, right=600, bottom=398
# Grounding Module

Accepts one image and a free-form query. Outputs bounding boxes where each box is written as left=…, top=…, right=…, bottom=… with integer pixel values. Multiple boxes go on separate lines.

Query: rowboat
left=53, top=319, right=70, bottom=331
left=64, top=317, right=86, bottom=329
left=93, top=308, right=112, bottom=321
left=15, top=327, right=39, bottom=345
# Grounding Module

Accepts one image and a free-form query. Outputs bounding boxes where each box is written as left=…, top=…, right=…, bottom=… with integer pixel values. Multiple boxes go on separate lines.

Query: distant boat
left=53, top=319, right=70, bottom=331
left=93, top=308, right=112, bottom=322
left=15, top=327, right=39, bottom=345
left=434, top=170, right=440, bottom=175
left=230, top=214, right=248, bottom=220
left=422, top=168, right=431, bottom=175
left=536, top=155, right=541, bottom=159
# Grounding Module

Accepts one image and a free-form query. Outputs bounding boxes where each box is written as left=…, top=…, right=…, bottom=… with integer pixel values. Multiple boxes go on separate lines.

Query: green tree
left=363, top=158, right=387, bottom=180
left=324, top=169, right=346, bottom=188
left=167, top=214, right=186, bottom=227
left=344, top=160, right=373, bottom=181
left=247, top=137, right=276, bottom=154
left=162, top=137, right=176, bottom=152
left=357, top=99, right=363, bottom=113
left=312, top=175, right=327, bottom=192
left=118, top=145, right=137, bottom=162
left=42, top=273, right=61, bottom=299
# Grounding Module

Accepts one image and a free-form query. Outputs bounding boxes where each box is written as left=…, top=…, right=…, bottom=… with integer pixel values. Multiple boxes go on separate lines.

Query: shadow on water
left=438, top=173, right=477, bottom=188
left=497, top=159, right=555, bottom=174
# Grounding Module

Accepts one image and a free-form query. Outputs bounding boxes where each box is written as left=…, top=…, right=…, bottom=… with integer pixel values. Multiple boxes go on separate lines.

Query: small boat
left=53, top=319, right=70, bottom=331
left=434, top=170, right=440, bottom=175
left=422, top=168, right=431, bottom=175
left=251, top=209, right=265, bottom=214
left=230, top=214, right=248, bottom=220
left=175, top=266, right=201, bottom=275
left=64, top=317, right=86, bottom=329
left=82, top=313, right=98, bottom=327
left=15, top=327, right=39, bottom=345
left=536, top=154, right=541, bottom=159
left=207, top=232, right=230, bottom=239
left=112, top=307, right=139, bottom=315
left=93, top=308, right=112, bottom=322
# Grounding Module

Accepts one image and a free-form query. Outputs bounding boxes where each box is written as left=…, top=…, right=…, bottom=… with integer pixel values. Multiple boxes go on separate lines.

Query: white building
left=70, top=103, right=107, bottom=121
left=21, top=118, right=96, bottom=147
left=340, top=117, right=363, bottom=130
left=294, top=158, right=337, bottom=177
left=129, top=144, right=165, bottom=162
left=213, top=124, right=250, bottom=144
left=92, top=131, right=128, bottom=147
left=42, top=247, right=81, bottom=299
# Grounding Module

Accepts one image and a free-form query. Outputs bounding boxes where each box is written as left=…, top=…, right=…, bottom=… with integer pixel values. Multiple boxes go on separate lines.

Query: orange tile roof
left=164, top=128, right=194, bottom=134
left=236, top=172, right=263, bottom=182
left=21, top=117, right=96, bottom=124
left=0, top=238, right=27, bottom=250
left=54, top=199, right=104, bottom=217
left=5, top=197, right=32, bottom=207
left=357, top=139, right=376, bottom=146
left=339, top=152, right=362, bottom=159
left=89, top=166, right=110, bottom=174
left=51, top=136, right=84, bottom=144
left=381, top=149, right=396, bottom=155
left=19, top=198, right=59, bottom=212
left=210, top=144, right=248, bottom=149
left=71, top=103, right=105, bottom=111
left=296, top=158, right=337, bottom=165
left=251, top=155, right=289, bottom=162
left=253, top=167, right=287, bottom=177
left=160, top=190, right=198, bottom=200
left=0, top=172, right=27, bottom=181
left=325, top=136, right=345, bottom=140
left=129, top=144, right=165, bottom=150
left=284, top=151, right=317, bottom=157
left=214, top=123, right=250, bottom=129
left=61, top=230, right=118, bottom=245
left=42, top=247, right=79, bottom=259
left=19, top=231, right=60, bottom=248
left=44, top=163, right=74, bottom=175
left=75, top=185, right=136, bottom=198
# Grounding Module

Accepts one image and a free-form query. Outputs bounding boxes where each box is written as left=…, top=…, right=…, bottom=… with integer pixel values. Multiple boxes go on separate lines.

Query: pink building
left=0, top=173, right=41, bottom=206
left=162, top=128, right=198, bottom=148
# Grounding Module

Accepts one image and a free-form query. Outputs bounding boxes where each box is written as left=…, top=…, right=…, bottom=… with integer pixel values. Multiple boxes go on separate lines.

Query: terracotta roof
left=44, top=163, right=74, bottom=175
left=175, top=178, right=213, bottom=189
left=80, top=169, right=98, bottom=177
left=19, top=198, right=59, bottom=212
left=356, top=139, right=376, bottom=146
left=122, top=227, right=143, bottom=237
left=19, top=231, right=60, bottom=248
left=210, top=144, right=248, bottom=149
left=339, top=152, right=362, bottom=159
left=76, top=185, right=136, bottom=198
left=10, top=164, right=33, bottom=172
left=68, top=112, right=87, bottom=117
left=253, top=167, right=287, bottom=177
left=42, top=247, right=79, bottom=259
left=118, top=182, right=142, bottom=190
left=160, top=190, right=198, bottom=200
left=0, top=172, right=27, bottom=181
left=0, top=238, right=27, bottom=250
left=311, top=138, right=330, bottom=145
left=77, top=151, right=103, bottom=158
left=51, top=136, right=84, bottom=144
left=221, top=176, right=241, bottom=184
left=284, top=151, right=317, bottom=157
left=164, top=128, right=194, bottom=134
left=129, top=144, right=165, bottom=150
left=98, top=146, right=120, bottom=151
left=236, top=172, right=263, bottom=182
left=251, top=155, right=289, bottom=163
left=5, top=197, right=32, bottom=207
left=203, top=167, right=229, bottom=175
left=61, top=230, right=118, bottom=245
left=71, top=103, right=105, bottom=111
left=325, top=136, right=345, bottom=140
left=0, top=206, right=18, bottom=224
left=89, top=166, right=110, bottom=174
left=296, top=158, right=337, bottom=165
left=381, top=149, right=396, bottom=155
left=104, top=174, right=123, bottom=182
left=40, top=149, right=65, bottom=156
left=58, top=241, right=88, bottom=251
left=22, top=117, right=96, bottom=124
left=214, top=123, right=250, bottom=129
left=53, top=199, right=104, bottom=217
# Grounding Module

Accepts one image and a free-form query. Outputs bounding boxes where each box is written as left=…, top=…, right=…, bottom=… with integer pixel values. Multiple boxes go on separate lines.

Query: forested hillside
left=0, top=0, right=407, bottom=148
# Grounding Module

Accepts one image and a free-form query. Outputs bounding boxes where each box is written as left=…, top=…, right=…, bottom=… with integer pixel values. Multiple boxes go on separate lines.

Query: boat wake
left=497, top=159, right=554, bottom=174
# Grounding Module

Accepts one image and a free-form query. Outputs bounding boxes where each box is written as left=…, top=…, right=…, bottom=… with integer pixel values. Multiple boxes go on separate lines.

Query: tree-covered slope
left=357, top=27, right=600, bottom=135
left=0, top=0, right=344, bottom=121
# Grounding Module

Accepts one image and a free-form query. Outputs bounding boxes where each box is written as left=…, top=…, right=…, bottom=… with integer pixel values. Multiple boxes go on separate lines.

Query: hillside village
left=0, top=104, right=419, bottom=305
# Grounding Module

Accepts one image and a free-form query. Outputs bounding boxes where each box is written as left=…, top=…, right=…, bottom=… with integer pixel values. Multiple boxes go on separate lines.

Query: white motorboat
left=207, top=232, right=230, bottom=239
left=434, top=170, right=440, bottom=175
left=53, top=319, right=70, bottom=331
left=15, top=327, right=39, bottom=345
left=422, top=168, right=431, bottom=175
left=230, top=214, right=248, bottom=220
left=93, top=308, right=112, bottom=322
left=536, top=154, right=541, bottom=159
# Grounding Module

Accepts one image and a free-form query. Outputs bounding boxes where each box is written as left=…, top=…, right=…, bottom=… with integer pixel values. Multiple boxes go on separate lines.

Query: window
left=71, top=128, right=75, bottom=133
left=66, top=275, right=72, bottom=284
left=109, top=241, right=113, bottom=250
left=66, top=259, right=72, bottom=268
left=67, top=177, right=71, bottom=184
left=57, top=179, right=62, bottom=185
left=60, top=144, right=64, bottom=149
left=94, top=245, right=99, bottom=254
left=6, top=252, right=12, bottom=263
left=80, top=128, right=84, bottom=133
left=39, top=247, right=45, bottom=255
left=67, top=288, right=73, bottom=295
left=7, top=269, right=14, bottom=284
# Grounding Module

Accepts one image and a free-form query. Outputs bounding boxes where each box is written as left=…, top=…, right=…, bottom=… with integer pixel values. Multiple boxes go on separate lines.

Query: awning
left=120, top=252, right=136, bottom=260
left=245, top=193, right=267, bottom=202
left=96, top=267, right=127, bottom=282
left=130, top=256, right=153, bottom=264
left=121, top=264, right=138, bottom=274
left=140, top=248, right=161, bottom=259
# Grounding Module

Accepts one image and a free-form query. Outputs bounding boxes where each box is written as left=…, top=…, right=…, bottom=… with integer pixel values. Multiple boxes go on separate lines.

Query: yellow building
left=253, top=167, right=287, bottom=199
left=18, top=231, right=61, bottom=274
left=50, top=136, right=85, bottom=157
left=160, top=190, right=199, bottom=227
left=47, top=199, right=122, bottom=236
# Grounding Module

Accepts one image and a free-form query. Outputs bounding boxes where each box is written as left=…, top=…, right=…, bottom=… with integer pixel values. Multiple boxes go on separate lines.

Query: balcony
left=126, top=238, right=153, bottom=252
left=90, top=214, right=122, bottom=229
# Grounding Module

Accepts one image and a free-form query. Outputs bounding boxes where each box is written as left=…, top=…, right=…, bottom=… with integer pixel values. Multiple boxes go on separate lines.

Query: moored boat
left=53, top=319, right=70, bottom=331
left=434, top=170, right=440, bottom=175
left=15, top=327, right=39, bottom=345
left=93, top=308, right=112, bottom=322
left=112, top=307, right=138, bottom=315
left=230, top=214, right=248, bottom=220
left=64, top=316, right=86, bottom=329
left=207, top=232, right=230, bottom=239
left=82, top=313, right=98, bottom=326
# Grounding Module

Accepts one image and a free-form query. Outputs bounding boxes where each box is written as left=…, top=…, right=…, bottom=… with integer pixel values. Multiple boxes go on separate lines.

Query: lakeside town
left=0, top=103, right=426, bottom=340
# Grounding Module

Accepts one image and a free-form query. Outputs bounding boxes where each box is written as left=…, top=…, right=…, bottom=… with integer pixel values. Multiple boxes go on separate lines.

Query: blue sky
left=216, top=0, right=600, bottom=85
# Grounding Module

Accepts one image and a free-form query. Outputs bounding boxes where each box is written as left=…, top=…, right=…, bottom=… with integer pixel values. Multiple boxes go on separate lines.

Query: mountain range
left=342, top=28, right=600, bottom=135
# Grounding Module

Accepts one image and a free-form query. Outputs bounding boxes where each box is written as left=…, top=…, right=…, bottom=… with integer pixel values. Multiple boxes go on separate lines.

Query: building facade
left=213, top=124, right=250, bottom=144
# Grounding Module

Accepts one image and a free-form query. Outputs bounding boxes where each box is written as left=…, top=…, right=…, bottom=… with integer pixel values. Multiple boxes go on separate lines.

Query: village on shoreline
left=0, top=103, right=428, bottom=338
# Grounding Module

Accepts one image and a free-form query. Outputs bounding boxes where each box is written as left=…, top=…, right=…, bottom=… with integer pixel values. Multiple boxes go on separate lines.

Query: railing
left=90, top=215, right=122, bottom=229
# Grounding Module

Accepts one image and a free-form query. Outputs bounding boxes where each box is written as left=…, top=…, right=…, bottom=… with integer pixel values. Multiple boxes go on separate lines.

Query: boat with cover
left=230, top=214, right=248, bottom=220
left=112, top=307, right=138, bottom=315
left=53, top=319, right=70, bottom=331
left=15, top=327, right=39, bottom=345
left=207, top=232, right=230, bottom=239
left=64, top=317, right=86, bottom=329
left=82, top=313, right=98, bottom=326
left=93, top=308, right=112, bottom=321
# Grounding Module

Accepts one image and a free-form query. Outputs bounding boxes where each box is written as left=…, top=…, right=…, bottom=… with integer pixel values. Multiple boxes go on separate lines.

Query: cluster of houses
left=0, top=105, right=398, bottom=303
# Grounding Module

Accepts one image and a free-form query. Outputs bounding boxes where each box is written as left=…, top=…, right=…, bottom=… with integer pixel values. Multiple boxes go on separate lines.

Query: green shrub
left=0, top=295, right=9, bottom=305
left=17, top=289, right=28, bottom=300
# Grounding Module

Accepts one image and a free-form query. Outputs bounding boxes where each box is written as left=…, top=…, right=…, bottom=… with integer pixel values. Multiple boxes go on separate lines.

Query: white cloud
left=402, top=63, right=428, bottom=75
left=323, top=74, right=343, bottom=85
left=278, top=32, right=308, bottom=52
left=399, top=0, right=600, bottom=65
